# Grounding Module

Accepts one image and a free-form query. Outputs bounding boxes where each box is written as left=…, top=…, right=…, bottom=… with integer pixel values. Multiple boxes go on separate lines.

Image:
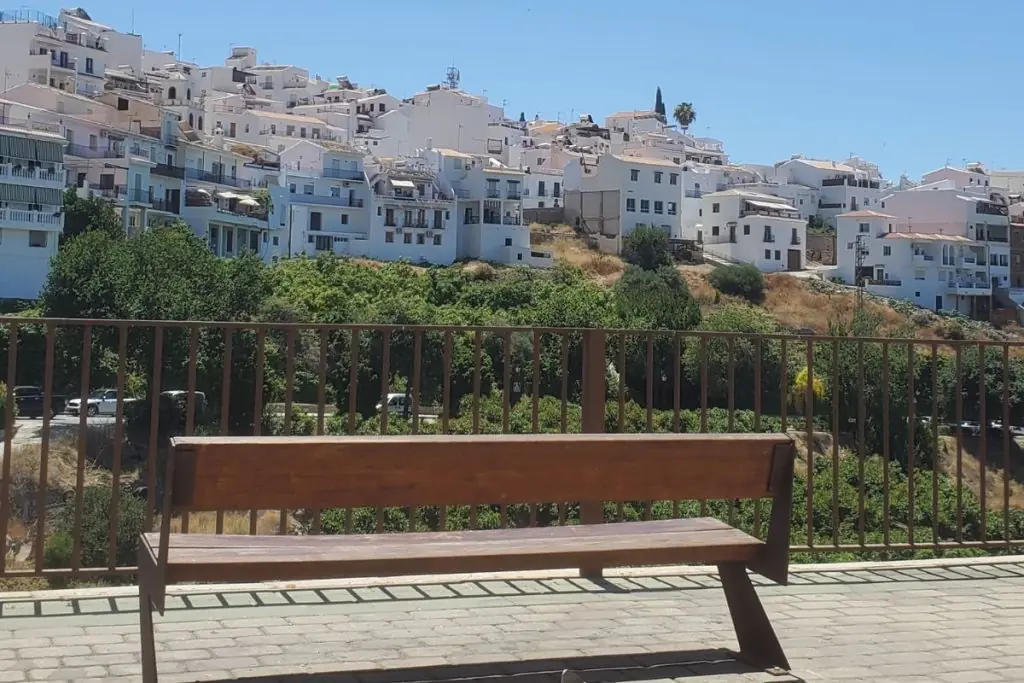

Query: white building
left=180, top=137, right=278, bottom=262
left=772, top=157, right=885, bottom=224
left=269, top=140, right=371, bottom=259
left=0, top=8, right=141, bottom=98
left=697, top=190, right=806, bottom=272
left=835, top=210, right=991, bottom=317
left=879, top=181, right=1009, bottom=290
left=563, top=154, right=683, bottom=240
left=366, top=159, right=458, bottom=265
left=0, top=121, right=66, bottom=299
left=521, top=168, right=563, bottom=210
left=425, top=148, right=551, bottom=267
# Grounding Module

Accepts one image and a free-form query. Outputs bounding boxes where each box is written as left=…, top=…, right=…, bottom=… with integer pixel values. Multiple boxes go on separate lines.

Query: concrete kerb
left=1, top=554, right=1021, bottom=604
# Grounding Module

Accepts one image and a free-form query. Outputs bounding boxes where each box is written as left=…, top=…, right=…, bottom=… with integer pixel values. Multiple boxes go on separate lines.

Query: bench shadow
left=225, top=650, right=807, bottom=683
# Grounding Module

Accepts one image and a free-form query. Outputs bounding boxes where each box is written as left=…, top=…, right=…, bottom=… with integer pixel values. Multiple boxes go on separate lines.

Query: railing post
left=580, top=329, right=606, bottom=579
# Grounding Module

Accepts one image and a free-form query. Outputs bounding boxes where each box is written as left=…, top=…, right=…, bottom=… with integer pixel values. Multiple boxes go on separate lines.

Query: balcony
left=149, top=196, right=180, bottom=214
left=291, top=194, right=365, bottom=208
left=502, top=216, right=522, bottom=226
left=0, top=207, right=62, bottom=228
left=763, top=234, right=775, bottom=243
left=684, top=189, right=703, bottom=198
left=962, top=255, right=978, bottom=265
left=125, top=188, right=152, bottom=204
left=507, top=191, right=522, bottom=200
left=818, top=201, right=843, bottom=210
left=949, top=280, right=992, bottom=294
left=790, top=236, right=801, bottom=246
left=322, top=168, right=365, bottom=181
left=486, top=188, right=501, bottom=199
left=867, top=278, right=902, bottom=286
left=912, top=252, right=936, bottom=263
left=184, top=167, right=253, bottom=189
left=65, top=143, right=124, bottom=159
left=94, top=185, right=125, bottom=200
left=151, top=162, right=185, bottom=180
left=0, top=163, right=62, bottom=185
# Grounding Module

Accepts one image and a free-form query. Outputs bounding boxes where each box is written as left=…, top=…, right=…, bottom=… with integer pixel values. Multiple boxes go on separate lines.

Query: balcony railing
left=507, top=191, right=522, bottom=200
left=486, top=189, right=501, bottom=199
left=149, top=197, right=180, bottom=214
left=184, top=168, right=253, bottom=189
left=0, top=164, right=62, bottom=182
left=94, top=185, right=125, bottom=200
left=1, top=319, right=1023, bottom=582
left=65, top=143, right=123, bottom=159
left=867, top=278, right=902, bottom=286
left=685, top=190, right=703, bottom=198
left=322, top=168, right=365, bottom=181
left=291, top=194, right=365, bottom=208
left=763, top=235, right=776, bottom=243
left=152, top=163, right=185, bottom=179
left=818, top=201, right=843, bottom=210
left=502, top=216, right=522, bottom=226
left=125, top=189, right=152, bottom=204
left=0, top=207, right=62, bottom=226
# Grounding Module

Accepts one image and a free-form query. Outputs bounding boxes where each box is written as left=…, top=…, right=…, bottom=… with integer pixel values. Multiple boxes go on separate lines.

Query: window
left=667, top=202, right=677, bottom=215
left=28, top=231, right=47, bottom=248
left=640, top=199, right=650, bottom=213
left=505, top=238, right=513, bottom=246
left=341, top=214, right=349, bottom=225
left=270, top=124, right=277, bottom=135
left=630, top=169, right=639, bottom=181
left=859, top=223, right=870, bottom=234
left=385, top=231, right=394, bottom=243
left=763, top=226, right=773, bottom=242
left=765, top=249, right=771, bottom=260
left=712, top=203, right=720, bottom=213
left=669, top=173, right=679, bottom=185
left=417, top=233, right=425, bottom=245
left=626, top=198, right=636, bottom=212
left=654, top=201, right=664, bottom=214
left=1001, top=254, right=1009, bottom=267
left=404, top=210, right=414, bottom=226
left=225, top=230, right=234, bottom=253
left=433, top=234, right=442, bottom=246
left=712, top=225, right=720, bottom=236
left=654, top=172, right=663, bottom=184
left=303, top=184, right=313, bottom=195
left=330, top=186, right=341, bottom=198
left=537, top=181, right=546, bottom=197
left=315, top=235, right=333, bottom=251
left=915, top=269, right=926, bottom=281
left=287, top=125, right=295, bottom=136
left=289, top=183, right=296, bottom=194
left=198, top=116, right=204, bottom=131
left=85, top=57, right=93, bottom=74
left=309, top=212, right=322, bottom=231
left=403, top=232, right=412, bottom=244
left=847, top=242, right=855, bottom=250
left=245, top=124, right=250, bottom=134
left=272, top=236, right=279, bottom=246
left=553, top=182, right=560, bottom=197
left=538, top=201, right=545, bottom=208
left=300, top=127, right=307, bottom=138
left=883, top=246, right=892, bottom=256
left=743, top=224, right=750, bottom=235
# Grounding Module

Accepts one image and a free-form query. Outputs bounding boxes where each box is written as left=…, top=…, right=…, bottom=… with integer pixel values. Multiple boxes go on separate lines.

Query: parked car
left=12, top=386, right=67, bottom=419
left=66, top=389, right=139, bottom=417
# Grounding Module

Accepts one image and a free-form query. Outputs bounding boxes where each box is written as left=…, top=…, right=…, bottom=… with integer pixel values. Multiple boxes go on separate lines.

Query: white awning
left=746, top=200, right=795, bottom=211
left=391, top=179, right=416, bottom=189
left=216, top=191, right=240, bottom=199
left=236, top=196, right=260, bottom=206
left=192, top=188, right=211, bottom=196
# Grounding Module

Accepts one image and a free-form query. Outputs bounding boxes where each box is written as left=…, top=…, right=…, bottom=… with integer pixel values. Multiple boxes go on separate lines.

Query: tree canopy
left=673, top=102, right=696, bottom=132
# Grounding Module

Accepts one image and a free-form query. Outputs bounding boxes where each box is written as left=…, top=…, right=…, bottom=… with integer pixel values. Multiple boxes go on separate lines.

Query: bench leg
left=139, top=588, right=158, bottom=683
left=717, top=562, right=790, bottom=672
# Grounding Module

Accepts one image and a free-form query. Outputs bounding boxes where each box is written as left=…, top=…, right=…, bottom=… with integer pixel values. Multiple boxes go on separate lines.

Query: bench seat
left=141, top=518, right=763, bottom=584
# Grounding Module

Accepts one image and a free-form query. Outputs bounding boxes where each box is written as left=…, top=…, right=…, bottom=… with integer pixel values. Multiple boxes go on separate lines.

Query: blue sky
left=43, top=0, right=1022, bottom=179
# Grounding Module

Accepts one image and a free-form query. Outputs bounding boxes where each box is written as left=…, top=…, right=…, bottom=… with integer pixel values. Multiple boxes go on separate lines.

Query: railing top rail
left=0, top=316, right=1022, bottom=346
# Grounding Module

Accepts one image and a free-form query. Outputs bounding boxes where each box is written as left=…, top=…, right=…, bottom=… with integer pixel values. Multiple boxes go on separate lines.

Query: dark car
left=13, top=386, right=67, bottom=419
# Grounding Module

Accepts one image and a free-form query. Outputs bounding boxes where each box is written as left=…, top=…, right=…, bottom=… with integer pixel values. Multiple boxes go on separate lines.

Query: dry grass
left=936, top=436, right=1024, bottom=511
left=539, top=227, right=626, bottom=284
left=163, top=510, right=291, bottom=535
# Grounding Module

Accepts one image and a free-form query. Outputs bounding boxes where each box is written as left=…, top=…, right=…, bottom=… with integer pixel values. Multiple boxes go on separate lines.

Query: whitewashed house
left=366, top=159, right=458, bottom=265
left=563, top=154, right=683, bottom=240
left=0, top=121, right=66, bottom=299
left=269, top=141, right=371, bottom=258
left=835, top=210, right=991, bottom=316
left=772, top=157, right=885, bottom=223
left=425, top=148, right=551, bottom=267
left=697, top=189, right=806, bottom=272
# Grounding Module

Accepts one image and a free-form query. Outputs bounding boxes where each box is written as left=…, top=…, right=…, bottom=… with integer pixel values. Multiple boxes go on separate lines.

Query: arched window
left=186, top=88, right=191, bottom=101
left=167, top=86, right=177, bottom=100
left=188, top=113, right=194, bottom=127
left=198, top=116, right=204, bottom=131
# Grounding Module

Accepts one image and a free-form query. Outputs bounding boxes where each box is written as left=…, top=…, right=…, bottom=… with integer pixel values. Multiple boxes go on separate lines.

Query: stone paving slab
left=1, top=559, right=1023, bottom=683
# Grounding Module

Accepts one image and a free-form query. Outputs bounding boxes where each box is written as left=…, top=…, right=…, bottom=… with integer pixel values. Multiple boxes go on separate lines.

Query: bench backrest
left=167, top=433, right=793, bottom=512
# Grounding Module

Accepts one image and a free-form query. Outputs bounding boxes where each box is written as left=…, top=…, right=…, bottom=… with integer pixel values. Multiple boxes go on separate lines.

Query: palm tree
left=673, top=103, right=696, bottom=133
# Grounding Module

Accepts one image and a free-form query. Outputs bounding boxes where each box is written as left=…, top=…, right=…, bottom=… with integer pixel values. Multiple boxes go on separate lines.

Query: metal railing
left=2, top=320, right=1023, bottom=582
left=152, top=163, right=185, bottom=179
left=321, top=168, right=364, bottom=181
left=66, top=144, right=123, bottom=159
left=184, top=168, right=253, bottom=189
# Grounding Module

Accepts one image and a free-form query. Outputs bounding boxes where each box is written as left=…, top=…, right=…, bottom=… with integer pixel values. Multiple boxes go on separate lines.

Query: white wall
left=0, top=227, right=58, bottom=299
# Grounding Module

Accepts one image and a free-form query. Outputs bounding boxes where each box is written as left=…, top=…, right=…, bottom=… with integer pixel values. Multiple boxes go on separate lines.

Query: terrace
left=1, top=320, right=1023, bottom=682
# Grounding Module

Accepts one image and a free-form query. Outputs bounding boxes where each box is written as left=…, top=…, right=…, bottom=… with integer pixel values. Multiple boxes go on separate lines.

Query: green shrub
left=621, top=225, right=672, bottom=270
left=48, top=485, right=148, bottom=569
left=707, top=264, right=765, bottom=302
left=43, top=530, right=74, bottom=569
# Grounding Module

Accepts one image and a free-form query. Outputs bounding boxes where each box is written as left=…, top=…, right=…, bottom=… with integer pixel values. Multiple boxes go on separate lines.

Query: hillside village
left=1, top=7, right=1024, bottom=330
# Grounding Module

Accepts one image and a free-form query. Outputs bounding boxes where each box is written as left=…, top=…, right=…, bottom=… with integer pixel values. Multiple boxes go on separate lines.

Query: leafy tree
left=60, top=188, right=124, bottom=245
left=614, top=266, right=700, bottom=331
left=622, top=225, right=672, bottom=270
left=707, top=264, right=766, bottom=302
left=654, top=87, right=666, bottom=119
left=519, top=112, right=526, bottom=123
left=44, top=485, right=146, bottom=568
left=673, top=102, right=696, bottom=133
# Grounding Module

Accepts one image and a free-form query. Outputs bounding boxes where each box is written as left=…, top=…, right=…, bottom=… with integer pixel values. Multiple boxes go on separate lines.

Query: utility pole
left=177, top=33, right=182, bottom=60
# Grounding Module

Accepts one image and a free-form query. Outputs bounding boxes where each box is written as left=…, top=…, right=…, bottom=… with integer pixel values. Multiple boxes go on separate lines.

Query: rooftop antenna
left=445, top=66, right=460, bottom=90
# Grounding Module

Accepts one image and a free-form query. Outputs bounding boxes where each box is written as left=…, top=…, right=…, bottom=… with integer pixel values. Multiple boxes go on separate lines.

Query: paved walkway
left=1, top=558, right=1023, bottom=683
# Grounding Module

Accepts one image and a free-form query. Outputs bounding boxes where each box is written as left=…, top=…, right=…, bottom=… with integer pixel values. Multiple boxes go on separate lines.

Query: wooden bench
left=137, top=433, right=795, bottom=682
